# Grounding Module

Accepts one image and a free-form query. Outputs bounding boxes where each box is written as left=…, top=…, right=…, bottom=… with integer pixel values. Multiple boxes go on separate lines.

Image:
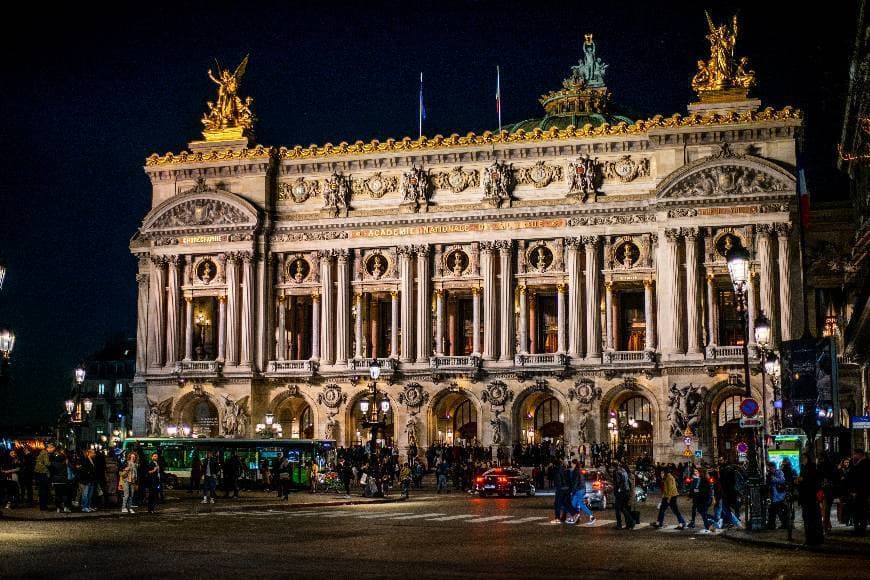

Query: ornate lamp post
left=64, top=366, right=92, bottom=450
left=360, top=360, right=390, bottom=496
left=754, top=312, right=773, bottom=469
left=256, top=412, right=282, bottom=439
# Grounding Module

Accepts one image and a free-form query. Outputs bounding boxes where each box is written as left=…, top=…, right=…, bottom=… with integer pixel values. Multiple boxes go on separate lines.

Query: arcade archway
left=178, top=397, right=220, bottom=438
left=275, top=397, right=314, bottom=439
left=516, top=392, right=564, bottom=445
left=608, top=394, right=654, bottom=464
left=346, top=391, right=395, bottom=447
left=430, top=391, right=478, bottom=445
left=713, top=393, right=753, bottom=463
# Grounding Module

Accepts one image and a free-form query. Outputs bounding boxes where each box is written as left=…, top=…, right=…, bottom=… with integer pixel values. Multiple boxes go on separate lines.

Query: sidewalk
left=722, top=512, right=870, bottom=555
left=0, top=489, right=397, bottom=522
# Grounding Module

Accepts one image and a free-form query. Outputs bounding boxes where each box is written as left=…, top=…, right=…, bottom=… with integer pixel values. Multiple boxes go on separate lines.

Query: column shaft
left=165, top=256, right=180, bottom=365
left=584, top=239, right=601, bottom=358
left=217, top=295, right=226, bottom=361
left=399, top=249, right=414, bottom=362
left=481, top=245, right=497, bottom=360
left=685, top=231, right=701, bottom=354
left=776, top=224, right=793, bottom=341
left=604, top=282, right=614, bottom=351
left=557, top=284, right=567, bottom=354
left=319, top=253, right=334, bottom=364
left=311, top=294, right=321, bottom=360
left=435, top=290, right=445, bottom=356
left=390, top=291, right=399, bottom=358
left=354, top=293, right=364, bottom=359
left=416, top=247, right=431, bottom=362
left=566, top=242, right=583, bottom=357
left=757, top=227, right=777, bottom=343
left=225, top=255, right=239, bottom=365
left=644, top=280, right=655, bottom=351
left=706, top=273, right=718, bottom=348
left=277, top=296, right=287, bottom=361
left=472, top=286, right=481, bottom=356
left=184, top=297, right=194, bottom=360
left=135, top=269, right=149, bottom=374
left=518, top=286, right=528, bottom=355
left=240, top=255, right=254, bottom=366
left=499, top=243, right=514, bottom=361
left=335, top=251, right=349, bottom=364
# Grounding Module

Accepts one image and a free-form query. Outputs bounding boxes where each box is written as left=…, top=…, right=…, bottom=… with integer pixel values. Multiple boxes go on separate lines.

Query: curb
left=0, top=497, right=400, bottom=522
left=721, top=530, right=870, bottom=556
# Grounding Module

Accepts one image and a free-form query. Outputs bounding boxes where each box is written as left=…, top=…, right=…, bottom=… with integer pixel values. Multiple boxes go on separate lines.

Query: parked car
left=582, top=469, right=613, bottom=510
left=473, top=468, right=536, bottom=497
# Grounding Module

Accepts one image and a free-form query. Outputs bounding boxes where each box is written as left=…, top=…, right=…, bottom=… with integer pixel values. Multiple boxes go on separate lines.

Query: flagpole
left=419, top=72, right=423, bottom=140
left=496, top=66, right=502, bottom=132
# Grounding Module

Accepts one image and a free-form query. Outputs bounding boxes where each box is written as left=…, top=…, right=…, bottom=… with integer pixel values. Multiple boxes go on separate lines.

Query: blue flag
left=419, top=72, right=426, bottom=138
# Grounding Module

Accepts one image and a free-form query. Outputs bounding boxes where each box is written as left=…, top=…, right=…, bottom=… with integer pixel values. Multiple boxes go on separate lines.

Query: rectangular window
left=98, top=383, right=105, bottom=396
left=717, top=289, right=744, bottom=346
left=116, top=383, right=123, bottom=395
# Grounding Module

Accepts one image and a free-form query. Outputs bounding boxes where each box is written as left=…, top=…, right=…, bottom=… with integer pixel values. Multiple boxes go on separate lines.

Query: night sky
left=0, top=1, right=855, bottom=427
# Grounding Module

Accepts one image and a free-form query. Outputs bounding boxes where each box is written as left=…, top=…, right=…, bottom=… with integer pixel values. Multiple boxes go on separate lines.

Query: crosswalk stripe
left=391, top=513, right=446, bottom=520
left=502, top=516, right=548, bottom=524
left=427, top=514, right=477, bottom=522
left=587, top=519, right=616, bottom=527
left=319, top=511, right=354, bottom=518
left=356, top=512, right=413, bottom=519
left=538, top=520, right=563, bottom=525
left=466, top=515, right=513, bottom=523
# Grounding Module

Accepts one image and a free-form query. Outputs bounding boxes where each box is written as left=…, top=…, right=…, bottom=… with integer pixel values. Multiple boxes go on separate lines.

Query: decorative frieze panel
left=352, top=172, right=398, bottom=199
left=515, top=161, right=562, bottom=189
left=566, top=155, right=602, bottom=202
left=431, top=166, right=479, bottom=193
left=482, top=161, right=514, bottom=207
left=601, top=155, right=651, bottom=183
left=567, top=214, right=655, bottom=226
left=278, top=178, right=320, bottom=203
left=151, top=199, right=250, bottom=228
left=321, top=172, right=351, bottom=217
left=400, top=165, right=432, bottom=213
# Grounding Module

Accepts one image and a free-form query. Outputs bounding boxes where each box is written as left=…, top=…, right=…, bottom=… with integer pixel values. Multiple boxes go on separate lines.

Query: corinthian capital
left=415, top=245, right=430, bottom=257
left=773, top=222, right=793, bottom=237
left=564, top=237, right=583, bottom=248
left=316, top=249, right=333, bottom=262
left=479, top=241, right=496, bottom=253
left=397, top=245, right=414, bottom=257
left=136, top=273, right=149, bottom=286
left=755, top=223, right=775, bottom=236
left=150, top=255, right=167, bottom=267
left=580, top=235, right=599, bottom=248
left=664, top=228, right=682, bottom=240
left=681, top=227, right=699, bottom=240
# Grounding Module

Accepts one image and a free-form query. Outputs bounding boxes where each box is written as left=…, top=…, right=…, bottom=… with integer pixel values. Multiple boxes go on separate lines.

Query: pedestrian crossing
left=172, top=507, right=723, bottom=536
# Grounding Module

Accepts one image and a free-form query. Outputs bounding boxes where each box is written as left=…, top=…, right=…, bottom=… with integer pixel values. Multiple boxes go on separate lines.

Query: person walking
left=796, top=454, right=824, bottom=546
left=146, top=452, right=161, bottom=514
left=613, top=462, right=635, bottom=530
left=652, top=466, right=686, bottom=529
left=844, top=448, right=869, bottom=536
left=436, top=460, right=449, bottom=494
left=48, top=448, right=72, bottom=513
left=202, top=451, right=221, bottom=504
left=34, top=443, right=54, bottom=511
left=570, top=461, right=595, bottom=524
left=693, top=467, right=715, bottom=533
left=399, top=462, right=412, bottom=499
left=767, top=461, right=788, bottom=530
left=119, top=452, right=139, bottom=514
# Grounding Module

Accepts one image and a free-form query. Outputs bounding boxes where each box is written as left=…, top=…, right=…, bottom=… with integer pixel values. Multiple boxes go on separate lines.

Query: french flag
left=496, top=66, right=502, bottom=132
left=797, top=166, right=810, bottom=229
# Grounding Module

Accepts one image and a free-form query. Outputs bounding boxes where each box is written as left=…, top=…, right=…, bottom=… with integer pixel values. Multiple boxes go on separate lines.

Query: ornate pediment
left=142, top=185, right=259, bottom=233
left=656, top=147, right=794, bottom=201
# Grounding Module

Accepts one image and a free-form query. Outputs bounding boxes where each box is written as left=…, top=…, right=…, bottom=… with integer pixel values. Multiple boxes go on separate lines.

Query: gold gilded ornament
left=201, top=55, right=254, bottom=141
left=691, top=12, right=756, bottom=102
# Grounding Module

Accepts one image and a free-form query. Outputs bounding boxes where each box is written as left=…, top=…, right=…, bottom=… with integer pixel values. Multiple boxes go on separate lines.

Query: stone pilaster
left=604, top=281, right=614, bottom=352
left=775, top=223, right=793, bottom=341
left=557, top=283, right=567, bottom=354
left=705, top=272, right=718, bottom=348
left=217, top=295, right=226, bottom=361
left=435, top=289, right=446, bottom=356
left=335, top=250, right=350, bottom=365
left=354, top=292, right=364, bottom=360
left=240, top=252, right=255, bottom=366
left=164, top=255, right=180, bottom=366
left=184, top=296, right=194, bottom=361
left=147, top=256, right=166, bottom=368
left=390, top=290, right=399, bottom=359
left=481, top=243, right=497, bottom=360
left=311, top=292, right=321, bottom=360
left=319, top=251, right=334, bottom=364
left=684, top=228, right=702, bottom=355
left=498, top=241, right=514, bottom=361
left=134, top=265, right=149, bottom=376
left=661, top=229, right=682, bottom=356
left=472, top=286, right=482, bottom=356
left=644, top=279, right=656, bottom=351
left=277, top=295, right=287, bottom=361
left=398, top=246, right=414, bottom=362
left=518, top=285, right=529, bottom=355
left=225, top=253, right=239, bottom=366
left=416, top=246, right=431, bottom=362
left=756, top=225, right=777, bottom=344
left=566, top=239, right=583, bottom=358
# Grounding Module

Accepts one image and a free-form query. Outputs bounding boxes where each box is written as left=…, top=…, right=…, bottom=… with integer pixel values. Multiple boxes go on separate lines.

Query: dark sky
left=0, top=1, right=856, bottom=426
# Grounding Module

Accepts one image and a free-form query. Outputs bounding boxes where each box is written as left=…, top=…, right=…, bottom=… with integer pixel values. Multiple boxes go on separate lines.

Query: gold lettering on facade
left=181, top=235, right=224, bottom=245
left=348, top=218, right=566, bottom=239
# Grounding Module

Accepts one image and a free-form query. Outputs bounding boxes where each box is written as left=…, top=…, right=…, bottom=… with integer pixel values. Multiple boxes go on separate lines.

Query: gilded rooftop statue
left=692, top=12, right=756, bottom=101
left=201, top=55, right=254, bottom=141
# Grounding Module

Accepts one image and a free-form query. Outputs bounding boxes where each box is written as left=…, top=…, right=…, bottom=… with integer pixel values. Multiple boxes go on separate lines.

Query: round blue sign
left=740, top=398, right=759, bottom=418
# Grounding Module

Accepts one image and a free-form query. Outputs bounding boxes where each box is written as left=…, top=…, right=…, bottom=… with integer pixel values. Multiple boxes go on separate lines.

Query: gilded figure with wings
left=202, top=55, right=254, bottom=134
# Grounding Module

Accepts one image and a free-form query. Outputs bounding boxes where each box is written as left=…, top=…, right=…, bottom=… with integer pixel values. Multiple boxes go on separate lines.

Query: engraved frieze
left=432, top=166, right=480, bottom=193
left=151, top=199, right=250, bottom=228
left=352, top=172, right=398, bottom=199
left=515, top=161, right=562, bottom=189
left=278, top=178, right=320, bottom=203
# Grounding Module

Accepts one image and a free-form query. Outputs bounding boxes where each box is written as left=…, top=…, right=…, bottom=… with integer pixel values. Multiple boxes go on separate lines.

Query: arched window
left=300, top=406, right=313, bottom=439
left=618, top=396, right=652, bottom=425
left=452, top=399, right=477, bottom=441
left=717, top=395, right=744, bottom=426
left=534, top=397, right=562, bottom=430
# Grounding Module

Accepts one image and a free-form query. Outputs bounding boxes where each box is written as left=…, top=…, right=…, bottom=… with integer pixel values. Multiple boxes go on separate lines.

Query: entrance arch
left=711, top=391, right=753, bottom=463
left=178, top=397, right=220, bottom=437
left=515, top=391, right=565, bottom=445
left=604, top=389, right=655, bottom=464
left=429, top=390, right=479, bottom=445
left=275, top=397, right=314, bottom=439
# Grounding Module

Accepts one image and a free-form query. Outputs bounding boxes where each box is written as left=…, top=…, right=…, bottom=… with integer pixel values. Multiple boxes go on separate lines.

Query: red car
left=473, top=468, right=536, bottom=497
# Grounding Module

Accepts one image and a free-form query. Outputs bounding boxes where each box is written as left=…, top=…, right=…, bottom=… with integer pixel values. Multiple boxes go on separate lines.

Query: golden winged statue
left=201, top=55, right=254, bottom=140
left=691, top=12, right=755, bottom=99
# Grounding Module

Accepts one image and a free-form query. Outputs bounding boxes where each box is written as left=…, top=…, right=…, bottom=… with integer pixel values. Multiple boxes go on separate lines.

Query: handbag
left=359, top=473, right=369, bottom=486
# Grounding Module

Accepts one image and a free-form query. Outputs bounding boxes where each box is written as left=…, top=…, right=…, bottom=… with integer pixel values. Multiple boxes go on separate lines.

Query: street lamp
left=65, top=399, right=74, bottom=415
left=0, top=329, right=14, bottom=360
left=75, top=367, right=86, bottom=385
left=360, top=359, right=389, bottom=496
left=83, top=398, right=93, bottom=414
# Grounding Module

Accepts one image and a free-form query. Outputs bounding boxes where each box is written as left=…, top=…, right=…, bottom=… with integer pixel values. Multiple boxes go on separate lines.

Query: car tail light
left=581, top=469, right=587, bottom=475
left=592, top=481, right=602, bottom=490
left=709, top=477, right=715, bottom=484
left=475, top=477, right=483, bottom=484
left=685, top=477, right=692, bottom=484
left=498, top=476, right=507, bottom=483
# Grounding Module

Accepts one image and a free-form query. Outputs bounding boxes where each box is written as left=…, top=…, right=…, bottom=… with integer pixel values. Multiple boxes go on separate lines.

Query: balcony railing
left=429, top=355, right=482, bottom=370
left=603, top=350, right=656, bottom=364
left=348, top=357, right=396, bottom=372
left=267, top=360, right=317, bottom=374
left=514, top=353, right=568, bottom=367
left=706, top=345, right=757, bottom=360
left=175, top=360, right=223, bottom=374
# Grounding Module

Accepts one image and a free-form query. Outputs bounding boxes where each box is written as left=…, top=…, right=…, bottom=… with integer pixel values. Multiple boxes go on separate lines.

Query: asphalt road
left=1, top=492, right=865, bottom=579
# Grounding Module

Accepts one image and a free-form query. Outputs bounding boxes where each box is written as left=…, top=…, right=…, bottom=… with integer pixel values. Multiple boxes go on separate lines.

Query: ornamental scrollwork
left=317, top=383, right=347, bottom=410
left=322, top=172, right=350, bottom=216
left=516, top=161, right=562, bottom=189
left=481, top=380, right=513, bottom=409
left=400, top=165, right=431, bottom=212
left=151, top=199, right=250, bottom=229
left=432, top=166, right=479, bottom=193
left=567, top=214, right=655, bottom=226
left=566, top=154, right=601, bottom=202
left=398, top=383, right=429, bottom=410
left=666, top=165, right=788, bottom=198
left=352, top=172, right=398, bottom=199
left=567, top=380, right=602, bottom=406
left=278, top=178, right=320, bottom=203
left=601, top=155, right=650, bottom=183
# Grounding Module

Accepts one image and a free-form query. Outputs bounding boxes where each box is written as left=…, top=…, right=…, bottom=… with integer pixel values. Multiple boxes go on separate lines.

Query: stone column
left=557, top=283, right=567, bottom=354
left=311, top=292, right=321, bottom=360
left=164, top=256, right=180, bottom=366
left=518, top=285, right=528, bottom=355
left=757, top=225, right=777, bottom=343
left=398, top=247, right=414, bottom=362
left=583, top=237, right=601, bottom=359
left=684, top=228, right=702, bottom=355
left=319, top=251, right=334, bottom=364
left=706, top=273, right=719, bottom=348
left=435, top=289, right=445, bottom=356
left=134, top=268, right=149, bottom=375
left=370, top=297, right=379, bottom=358
left=225, top=254, right=239, bottom=366
left=776, top=223, right=793, bottom=341
left=255, top=251, right=267, bottom=373
left=416, top=246, right=431, bottom=362
left=481, top=243, right=497, bottom=360
left=147, top=256, right=166, bottom=368
left=277, top=295, right=287, bottom=361
left=447, top=295, right=458, bottom=356
left=390, top=290, right=399, bottom=358
left=217, top=295, right=226, bottom=361
left=184, top=296, right=194, bottom=360
left=498, top=241, right=514, bottom=361
left=528, top=291, right=538, bottom=354
left=644, top=279, right=656, bottom=351
left=604, top=281, right=614, bottom=351
left=287, top=296, right=296, bottom=360
left=240, top=253, right=255, bottom=366
left=354, top=293, right=363, bottom=359
left=335, top=250, right=350, bottom=365
left=472, top=286, right=481, bottom=356
left=566, top=239, right=583, bottom=358
left=661, top=229, right=682, bottom=355
left=747, top=272, right=758, bottom=348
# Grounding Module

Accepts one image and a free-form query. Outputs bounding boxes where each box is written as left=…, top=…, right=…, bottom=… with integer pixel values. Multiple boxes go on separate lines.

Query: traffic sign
left=683, top=436, right=693, bottom=446
left=736, top=441, right=749, bottom=454
left=694, top=450, right=703, bottom=459
left=683, top=447, right=693, bottom=457
left=740, top=417, right=763, bottom=428
left=740, top=398, right=760, bottom=418
left=852, top=416, right=870, bottom=430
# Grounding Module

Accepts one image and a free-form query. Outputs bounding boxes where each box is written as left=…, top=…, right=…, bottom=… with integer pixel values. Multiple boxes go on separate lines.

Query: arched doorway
left=714, top=394, right=752, bottom=463
left=609, top=395, right=654, bottom=464
left=275, top=397, right=314, bottom=439
left=516, top=393, right=564, bottom=445
left=178, top=398, right=220, bottom=438
left=430, top=391, right=478, bottom=445
left=347, top=393, right=395, bottom=447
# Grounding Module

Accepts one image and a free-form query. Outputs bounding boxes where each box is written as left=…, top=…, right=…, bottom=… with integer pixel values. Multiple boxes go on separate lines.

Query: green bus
left=122, top=438, right=336, bottom=488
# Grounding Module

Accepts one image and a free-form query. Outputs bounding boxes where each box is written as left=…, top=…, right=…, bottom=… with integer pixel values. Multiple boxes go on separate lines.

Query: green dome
left=505, top=110, right=634, bottom=133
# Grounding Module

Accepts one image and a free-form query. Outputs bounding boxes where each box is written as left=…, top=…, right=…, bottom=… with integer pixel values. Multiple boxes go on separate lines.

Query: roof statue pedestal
left=688, top=12, right=760, bottom=115
left=505, top=34, right=633, bottom=134
left=189, top=55, right=255, bottom=152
